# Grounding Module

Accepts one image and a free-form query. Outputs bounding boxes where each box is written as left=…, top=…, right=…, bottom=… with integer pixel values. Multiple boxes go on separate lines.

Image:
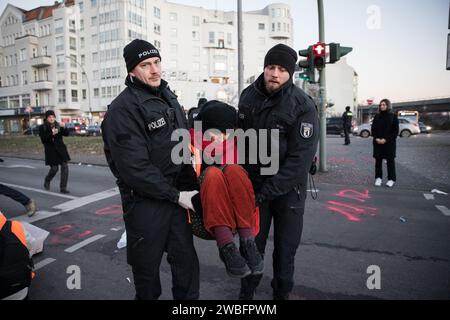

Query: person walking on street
left=102, top=39, right=199, bottom=300
left=342, top=106, right=353, bottom=145
left=237, top=44, right=319, bottom=300
left=371, top=99, right=399, bottom=188
left=0, top=184, right=36, bottom=217
left=38, top=110, right=71, bottom=194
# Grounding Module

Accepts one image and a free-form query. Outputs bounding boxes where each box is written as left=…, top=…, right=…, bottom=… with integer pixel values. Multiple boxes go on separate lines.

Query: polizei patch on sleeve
left=300, top=122, right=313, bottom=138
left=148, top=117, right=166, bottom=132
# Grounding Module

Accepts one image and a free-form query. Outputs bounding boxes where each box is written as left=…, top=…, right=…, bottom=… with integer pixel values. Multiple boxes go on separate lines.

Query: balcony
left=31, top=56, right=52, bottom=68
left=30, top=80, right=53, bottom=91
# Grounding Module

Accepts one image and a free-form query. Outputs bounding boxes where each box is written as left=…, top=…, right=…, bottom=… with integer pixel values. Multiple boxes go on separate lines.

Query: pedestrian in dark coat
left=371, top=98, right=399, bottom=187
left=38, top=110, right=71, bottom=193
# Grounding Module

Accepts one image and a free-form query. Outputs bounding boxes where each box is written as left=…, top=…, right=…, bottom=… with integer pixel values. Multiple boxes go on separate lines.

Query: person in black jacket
left=101, top=39, right=199, bottom=300
left=371, top=99, right=399, bottom=188
left=39, top=110, right=71, bottom=193
left=342, top=106, right=353, bottom=145
left=237, top=44, right=319, bottom=300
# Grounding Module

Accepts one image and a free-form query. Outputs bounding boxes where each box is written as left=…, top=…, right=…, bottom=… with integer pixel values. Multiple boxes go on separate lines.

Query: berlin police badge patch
left=300, top=122, right=313, bottom=138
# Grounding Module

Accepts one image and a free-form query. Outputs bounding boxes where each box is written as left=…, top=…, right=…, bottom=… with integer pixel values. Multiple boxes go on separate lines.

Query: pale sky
left=1, top=0, right=450, bottom=104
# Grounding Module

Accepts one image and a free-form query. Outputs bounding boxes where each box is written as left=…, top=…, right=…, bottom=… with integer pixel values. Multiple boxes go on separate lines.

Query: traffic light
left=329, top=43, right=353, bottom=64
left=312, top=42, right=326, bottom=69
left=298, top=46, right=316, bottom=83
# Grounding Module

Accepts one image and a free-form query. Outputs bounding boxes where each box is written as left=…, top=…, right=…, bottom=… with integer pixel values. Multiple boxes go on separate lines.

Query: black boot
left=239, top=274, right=263, bottom=300
left=44, top=179, right=50, bottom=190
left=219, top=243, right=251, bottom=278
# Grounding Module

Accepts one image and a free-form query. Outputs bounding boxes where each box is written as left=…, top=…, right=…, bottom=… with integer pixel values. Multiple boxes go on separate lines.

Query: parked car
left=65, top=122, right=87, bottom=136
left=353, top=118, right=420, bottom=138
left=326, top=117, right=344, bottom=136
left=87, top=125, right=102, bottom=136
left=418, top=121, right=432, bottom=134
left=23, top=125, right=40, bottom=135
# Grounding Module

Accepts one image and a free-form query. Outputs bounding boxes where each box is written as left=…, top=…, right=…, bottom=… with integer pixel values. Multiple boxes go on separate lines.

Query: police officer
left=342, top=106, right=353, bottom=145
left=102, top=39, right=199, bottom=300
left=237, top=44, right=319, bottom=300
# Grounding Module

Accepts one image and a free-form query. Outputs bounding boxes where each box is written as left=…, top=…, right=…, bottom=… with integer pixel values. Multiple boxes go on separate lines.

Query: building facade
left=0, top=0, right=293, bottom=134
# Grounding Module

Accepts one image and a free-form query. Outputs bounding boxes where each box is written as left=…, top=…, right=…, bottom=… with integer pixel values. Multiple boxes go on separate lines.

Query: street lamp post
left=65, top=55, right=92, bottom=123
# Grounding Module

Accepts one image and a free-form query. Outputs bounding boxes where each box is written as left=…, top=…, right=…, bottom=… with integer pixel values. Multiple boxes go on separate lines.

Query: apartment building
left=0, top=0, right=293, bottom=133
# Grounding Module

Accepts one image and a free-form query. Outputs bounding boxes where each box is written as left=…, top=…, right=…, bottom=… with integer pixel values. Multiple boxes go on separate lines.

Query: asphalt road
left=0, top=132, right=449, bottom=300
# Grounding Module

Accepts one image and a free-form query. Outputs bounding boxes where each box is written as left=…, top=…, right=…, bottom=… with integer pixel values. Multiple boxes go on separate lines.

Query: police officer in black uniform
left=342, top=106, right=353, bottom=145
left=238, top=44, right=319, bottom=300
left=102, top=39, right=199, bottom=300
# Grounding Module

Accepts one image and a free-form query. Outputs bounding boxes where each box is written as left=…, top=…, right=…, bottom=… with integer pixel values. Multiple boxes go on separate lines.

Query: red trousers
left=200, top=164, right=256, bottom=234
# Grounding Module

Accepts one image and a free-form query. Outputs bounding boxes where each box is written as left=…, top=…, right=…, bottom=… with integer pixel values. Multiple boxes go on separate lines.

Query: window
left=154, top=7, right=160, bottom=18
left=81, top=55, right=85, bottom=66
left=20, top=48, right=26, bottom=61
left=154, top=23, right=160, bottom=34
left=79, top=2, right=84, bottom=12
left=32, top=48, right=37, bottom=58
left=277, top=22, right=281, bottom=31
left=58, top=89, right=66, bottom=103
left=71, top=72, right=77, bottom=85
left=70, top=54, right=77, bottom=68
left=91, top=16, right=97, bottom=26
left=80, top=19, right=84, bottom=31
left=94, top=88, right=99, bottom=97
left=192, top=62, right=200, bottom=71
left=258, top=23, right=265, bottom=30
left=170, top=44, right=178, bottom=53
left=170, top=28, right=177, bottom=37
left=70, top=37, right=76, bottom=50
left=91, top=0, right=97, bottom=7
left=69, top=20, right=76, bottom=32
left=227, top=33, right=232, bottom=45
left=272, top=23, right=275, bottom=32
left=80, top=37, right=85, bottom=48
left=154, top=40, right=161, bottom=49
left=42, top=46, right=48, bottom=56
left=192, top=31, right=199, bottom=40
left=55, top=18, right=63, bottom=33
left=71, top=90, right=78, bottom=102
left=22, top=71, right=27, bottom=85
left=193, top=46, right=200, bottom=56
left=192, top=16, right=199, bottom=26
left=57, top=72, right=65, bottom=85
left=209, top=32, right=215, bottom=44
left=169, top=13, right=177, bottom=21
left=55, top=37, right=64, bottom=51
left=57, top=55, right=65, bottom=69
left=214, top=62, right=226, bottom=71
left=92, top=52, right=98, bottom=62
left=82, top=89, right=87, bottom=100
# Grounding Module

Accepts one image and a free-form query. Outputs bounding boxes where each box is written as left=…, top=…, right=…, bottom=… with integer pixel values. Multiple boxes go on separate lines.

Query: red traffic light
left=313, top=42, right=326, bottom=57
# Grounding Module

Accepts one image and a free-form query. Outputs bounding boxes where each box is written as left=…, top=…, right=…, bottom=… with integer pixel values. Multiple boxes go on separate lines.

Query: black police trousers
left=122, top=194, right=200, bottom=300
left=241, top=188, right=305, bottom=296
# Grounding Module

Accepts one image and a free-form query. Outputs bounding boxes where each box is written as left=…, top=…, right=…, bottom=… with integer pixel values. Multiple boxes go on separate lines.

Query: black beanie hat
left=197, top=98, right=208, bottom=108
left=196, top=100, right=237, bottom=133
left=264, top=43, right=298, bottom=77
left=45, top=110, right=55, bottom=119
left=123, top=39, right=161, bottom=72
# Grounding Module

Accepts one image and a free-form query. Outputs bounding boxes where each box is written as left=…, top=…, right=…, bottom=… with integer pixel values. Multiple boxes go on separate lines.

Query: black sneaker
left=240, top=238, right=264, bottom=275
left=219, top=243, right=251, bottom=278
left=60, top=189, right=70, bottom=194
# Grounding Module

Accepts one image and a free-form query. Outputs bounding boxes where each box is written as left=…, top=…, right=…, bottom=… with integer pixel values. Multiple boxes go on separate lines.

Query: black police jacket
left=102, top=76, right=188, bottom=203
left=238, top=73, right=319, bottom=201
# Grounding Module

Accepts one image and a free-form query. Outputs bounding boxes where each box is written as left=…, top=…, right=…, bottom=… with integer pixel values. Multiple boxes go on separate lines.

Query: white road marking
left=423, top=193, right=435, bottom=200
left=307, top=189, right=320, bottom=192
left=14, top=187, right=120, bottom=223
left=64, top=234, right=106, bottom=253
left=0, top=181, right=77, bottom=200
left=111, top=226, right=123, bottom=231
left=0, top=164, right=36, bottom=169
left=431, top=189, right=448, bottom=195
left=435, top=205, right=450, bottom=216
left=34, top=258, right=56, bottom=271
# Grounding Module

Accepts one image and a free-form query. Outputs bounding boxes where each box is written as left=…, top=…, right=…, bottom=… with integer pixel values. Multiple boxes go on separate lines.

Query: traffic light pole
left=318, top=0, right=328, bottom=172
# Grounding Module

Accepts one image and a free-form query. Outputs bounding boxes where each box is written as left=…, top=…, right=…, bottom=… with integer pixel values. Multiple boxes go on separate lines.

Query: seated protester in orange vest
left=180, top=100, right=263, bottom=279
left=0, top=212, right=34, bottom=300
